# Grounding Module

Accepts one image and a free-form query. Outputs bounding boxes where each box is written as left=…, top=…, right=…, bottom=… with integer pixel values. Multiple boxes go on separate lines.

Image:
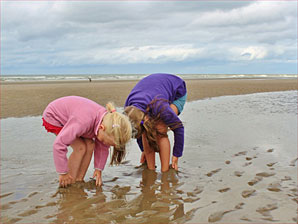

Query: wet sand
left=1, top=78, right=297, bottom=118
left=1, top=89, right=297, bottom=223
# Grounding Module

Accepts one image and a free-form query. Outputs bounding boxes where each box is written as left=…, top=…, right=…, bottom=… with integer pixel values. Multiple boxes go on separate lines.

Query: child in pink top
left=42, top=96, right=132, bottom=187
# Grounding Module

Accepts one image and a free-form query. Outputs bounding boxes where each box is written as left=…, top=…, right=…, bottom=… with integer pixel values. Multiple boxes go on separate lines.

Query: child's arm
left=160, top=105, right=184, bottom=158
left=93, top=140, right=110, bottom=186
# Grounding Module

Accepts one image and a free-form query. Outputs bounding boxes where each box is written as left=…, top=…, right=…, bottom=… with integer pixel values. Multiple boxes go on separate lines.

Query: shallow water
left=1, top=91, right=297, bottom=223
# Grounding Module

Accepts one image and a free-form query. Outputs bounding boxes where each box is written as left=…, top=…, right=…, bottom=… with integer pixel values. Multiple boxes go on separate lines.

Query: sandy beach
left=1, top=78, right=297, bottom=118
left=1, top=78, right=297, bottom=223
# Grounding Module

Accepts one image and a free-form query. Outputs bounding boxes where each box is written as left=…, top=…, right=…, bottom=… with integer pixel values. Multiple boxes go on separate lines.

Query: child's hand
left=171, top=156, right=179, bottom=171
left=59, top=173, right=73, bottom=187
left=140, top=152, right=146, bottom=164
left=93, top=170, right=102, bottom=186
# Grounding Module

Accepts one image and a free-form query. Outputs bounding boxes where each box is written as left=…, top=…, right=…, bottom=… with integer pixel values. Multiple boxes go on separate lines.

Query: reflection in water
left=53, top=167, right=194, bottom=223
left=136, top=168, right=185, bottom=223
left=55, top=181, right=107, bottom=223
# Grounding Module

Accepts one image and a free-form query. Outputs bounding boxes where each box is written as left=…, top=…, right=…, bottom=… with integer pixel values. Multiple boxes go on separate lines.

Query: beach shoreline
left=1, top=78, right=297, bottom=118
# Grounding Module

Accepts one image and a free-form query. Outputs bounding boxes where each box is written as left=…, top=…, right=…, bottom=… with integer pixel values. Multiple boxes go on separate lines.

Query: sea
left=1, top=73, right=297, bottom=82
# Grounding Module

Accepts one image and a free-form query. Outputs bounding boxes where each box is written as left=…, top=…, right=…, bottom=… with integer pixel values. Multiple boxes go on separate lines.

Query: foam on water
left=1, top=73, right=297, bottom=82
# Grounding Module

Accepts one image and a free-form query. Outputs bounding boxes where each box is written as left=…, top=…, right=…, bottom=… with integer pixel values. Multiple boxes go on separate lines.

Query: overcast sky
left=1, top=1, right=297, bottom=75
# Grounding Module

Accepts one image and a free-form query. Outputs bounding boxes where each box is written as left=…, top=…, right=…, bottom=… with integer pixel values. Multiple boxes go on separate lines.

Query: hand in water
left=93, top=169, right=103, bottom=186
left=59, top=173, right=74, bottom=187
left=172, top=156, right=179, bottom=171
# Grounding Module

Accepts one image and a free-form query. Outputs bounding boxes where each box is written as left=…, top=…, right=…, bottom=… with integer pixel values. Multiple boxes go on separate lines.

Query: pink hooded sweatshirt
left=42, top=96, right=109, bottom=174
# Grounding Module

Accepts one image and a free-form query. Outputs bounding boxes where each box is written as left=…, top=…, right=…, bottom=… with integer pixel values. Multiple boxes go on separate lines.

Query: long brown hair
left=124, top=98, right=182, bottom=152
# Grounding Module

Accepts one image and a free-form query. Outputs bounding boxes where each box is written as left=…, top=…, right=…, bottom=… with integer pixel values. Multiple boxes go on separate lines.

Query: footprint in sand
left=261, top=216, right=279, bottom=221
left=184, top=186, right=203, bottom=203
left=35, top=202, right=57, bottom=209
left=240, top=216, right=252, bottom=221
left=0, top=192, right=13, bottom=199
left=235, top=202, right=245, bottom=210
left=186, top=186, right=204, bottom=196
left=288, top=188, right=298, bottom=204
left=234, top=151, right=247, bottom=157
left=206, top=168, right=221, bottom=177
left=248, top=172, right=275, bottom=186
left=243, top=162, right=252, bottom=167
left=183, top=197, right=200, bottom=203
left=256, top=172, right=275, bottom=177
left=248, top=176, right=263, bottom=186
left=234, top=171, right=244, bottom=177
left=218, top=188, right=230, bottom=193
left=256, top=203, right=278, bottom=217
left=266, top=162, right=277, bottom=167
left=241, top=189, right=256, bottom=198
left=267, top=181, right=282, bottom=192
left=281, top=176, right=292, bottom=181
left=27, top=192, right=39, bottom=198
left=18, top=209, right=39, bottom=217
left=208, top=210, right=232, bottom=222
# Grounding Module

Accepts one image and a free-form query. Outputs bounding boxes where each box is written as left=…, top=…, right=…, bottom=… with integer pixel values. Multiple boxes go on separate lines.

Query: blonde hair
left=102, top=102, right=132, bottom=165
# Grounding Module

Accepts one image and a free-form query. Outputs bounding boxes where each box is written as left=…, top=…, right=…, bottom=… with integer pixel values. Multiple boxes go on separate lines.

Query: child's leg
left=142, top=133, right=156, bottom=170
left=157, top=122, right=171, bottom=172
left=76, top=138, right=95, bottom=181
left=68, top=138, right=87, bottom=181
left=158, top=137, right=171, bottom=172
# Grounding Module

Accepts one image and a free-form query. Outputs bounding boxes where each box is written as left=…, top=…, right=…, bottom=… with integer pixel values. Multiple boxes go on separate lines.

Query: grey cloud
left=1, top=1, right=297, bottom=74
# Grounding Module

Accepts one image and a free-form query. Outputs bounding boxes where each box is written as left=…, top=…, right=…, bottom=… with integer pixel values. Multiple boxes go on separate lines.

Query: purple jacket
left=43, top=96, right=109, bottom=174
left=125, top=73, right=186, bottom=157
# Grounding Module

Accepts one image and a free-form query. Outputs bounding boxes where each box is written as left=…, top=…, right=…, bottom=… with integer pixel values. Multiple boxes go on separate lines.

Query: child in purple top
left=124, top=73, right=187, bottom=172
left=42, top=96, right=132, bottom=187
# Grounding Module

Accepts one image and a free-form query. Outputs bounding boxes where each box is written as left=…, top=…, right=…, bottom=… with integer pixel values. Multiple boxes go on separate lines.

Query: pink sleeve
left=94, top=140, right=110, bottom=170
left=53, top=118, right=86, bottom=174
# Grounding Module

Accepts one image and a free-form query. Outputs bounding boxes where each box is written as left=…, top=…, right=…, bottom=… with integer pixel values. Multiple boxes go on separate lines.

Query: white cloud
left=240, top=46, right=268, bottom=60
left=191, top=1, right=296, bottom=27
left=105, top=45, right=203, bottom=64
left=59, top=45, right=203, bottom=65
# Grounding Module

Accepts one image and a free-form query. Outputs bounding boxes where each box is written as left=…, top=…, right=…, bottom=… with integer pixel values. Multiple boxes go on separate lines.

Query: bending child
left=124, top=73, right=187, bottom=172
left=42, top=96, right=132, bottom=187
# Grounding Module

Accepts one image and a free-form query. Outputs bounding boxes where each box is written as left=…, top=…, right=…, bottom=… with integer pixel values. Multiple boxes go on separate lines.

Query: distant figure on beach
left=88, top=76, right=92, bottom=82
left=124, top=73, right=187, bottom=172
left=42, top=96, right=132, bottom=187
